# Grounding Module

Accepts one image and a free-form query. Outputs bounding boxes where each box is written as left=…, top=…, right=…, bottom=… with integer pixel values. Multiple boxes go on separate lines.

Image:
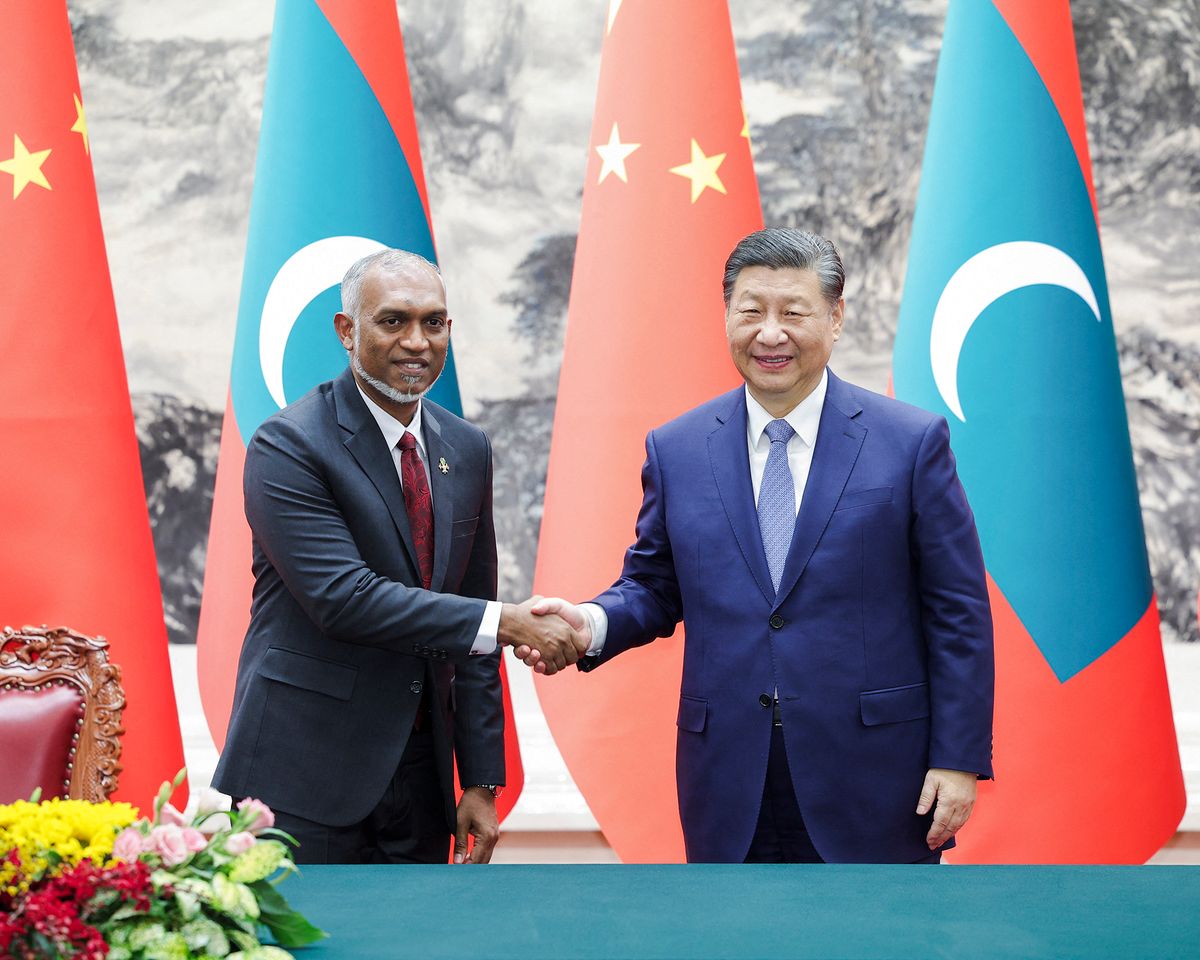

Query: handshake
left=496, top=596, right=590, bottom=675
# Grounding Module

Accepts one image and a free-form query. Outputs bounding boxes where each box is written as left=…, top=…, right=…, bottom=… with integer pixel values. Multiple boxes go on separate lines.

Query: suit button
left=410, top=680, right=423, bottom=694
left=759, top=693, right=772, bottom=708
left=769, top=614, right=785, bottom=629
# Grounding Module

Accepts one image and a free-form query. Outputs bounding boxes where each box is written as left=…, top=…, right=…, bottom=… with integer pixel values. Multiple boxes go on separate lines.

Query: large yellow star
left=72, top=93, right=90, bottom=154
left=669, top=139, right=727, bottom=203
left=595, top=122, right=640, bottom=185
left=0, top=135, right=52, bottom=199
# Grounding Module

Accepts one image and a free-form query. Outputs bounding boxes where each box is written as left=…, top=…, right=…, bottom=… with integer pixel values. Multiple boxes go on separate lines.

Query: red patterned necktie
left=398, top=431, right=435, bottom=589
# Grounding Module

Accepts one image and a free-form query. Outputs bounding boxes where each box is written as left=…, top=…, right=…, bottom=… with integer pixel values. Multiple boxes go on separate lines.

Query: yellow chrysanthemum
left=0, top=797, right=139, bottom=895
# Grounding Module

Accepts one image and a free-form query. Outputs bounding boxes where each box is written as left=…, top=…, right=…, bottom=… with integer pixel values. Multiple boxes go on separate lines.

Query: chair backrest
left=0, top=625, right=126, bottom=803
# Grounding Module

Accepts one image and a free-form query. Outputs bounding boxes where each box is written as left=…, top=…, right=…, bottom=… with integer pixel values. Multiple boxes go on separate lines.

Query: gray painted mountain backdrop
left=66, top=0, right=1199, bottom=645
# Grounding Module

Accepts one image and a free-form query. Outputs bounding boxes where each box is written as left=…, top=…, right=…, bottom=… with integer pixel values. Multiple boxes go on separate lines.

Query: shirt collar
left=745, top=367, right=828, bottom=449
left=355, top=382, right=424, bottom=453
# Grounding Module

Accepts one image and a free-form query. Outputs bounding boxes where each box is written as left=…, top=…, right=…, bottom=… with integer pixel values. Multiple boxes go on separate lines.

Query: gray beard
left=352, top=354, right=436, bottom=404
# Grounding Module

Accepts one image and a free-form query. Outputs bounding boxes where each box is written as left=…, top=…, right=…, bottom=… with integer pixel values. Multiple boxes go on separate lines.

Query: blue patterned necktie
left=758, top=418, right=797, bottom=592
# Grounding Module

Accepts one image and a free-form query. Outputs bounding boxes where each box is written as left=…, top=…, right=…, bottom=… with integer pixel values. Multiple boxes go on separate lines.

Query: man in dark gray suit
left=213, top=249, right=581, bottom=864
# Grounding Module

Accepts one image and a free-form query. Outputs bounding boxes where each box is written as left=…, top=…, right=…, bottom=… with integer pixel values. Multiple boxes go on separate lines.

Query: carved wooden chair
left=0, top=625, right=126, bottom=803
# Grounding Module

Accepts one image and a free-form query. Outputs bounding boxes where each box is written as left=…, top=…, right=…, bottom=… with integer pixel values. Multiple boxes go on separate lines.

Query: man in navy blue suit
left=527, top=229, right=994, bottom=863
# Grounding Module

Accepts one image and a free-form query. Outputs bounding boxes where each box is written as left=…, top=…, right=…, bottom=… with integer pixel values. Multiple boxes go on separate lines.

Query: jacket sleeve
left=911, top=415, right=995, bottom=778
left=451, top=434, right=506, bottom=786
left=581, top=429, right=684, bottom=671
left=243, top=415, right=487, bottom=662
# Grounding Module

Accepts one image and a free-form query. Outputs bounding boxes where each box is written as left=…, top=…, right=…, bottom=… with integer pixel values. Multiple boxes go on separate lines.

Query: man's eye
left=741, top=309, right=761, bottom=318
left=425, top=317, right=446, bottom=327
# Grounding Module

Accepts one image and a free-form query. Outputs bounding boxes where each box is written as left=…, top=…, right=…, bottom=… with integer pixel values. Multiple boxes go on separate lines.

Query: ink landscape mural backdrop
left=66, top=0, right=1198, bottom=810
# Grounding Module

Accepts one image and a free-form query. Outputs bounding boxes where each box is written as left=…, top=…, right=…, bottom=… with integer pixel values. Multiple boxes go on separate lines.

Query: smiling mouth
left=753, top=355, right=792, bottom=366
left=394, top=360, right=428, bottom=372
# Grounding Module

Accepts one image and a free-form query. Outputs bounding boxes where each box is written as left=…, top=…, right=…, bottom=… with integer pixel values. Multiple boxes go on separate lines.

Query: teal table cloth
left=282, top=864, right=1199, bottom=959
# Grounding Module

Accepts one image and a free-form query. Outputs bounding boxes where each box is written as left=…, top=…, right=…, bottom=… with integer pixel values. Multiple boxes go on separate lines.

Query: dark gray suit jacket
left=213, top=368, right=503, bottom=828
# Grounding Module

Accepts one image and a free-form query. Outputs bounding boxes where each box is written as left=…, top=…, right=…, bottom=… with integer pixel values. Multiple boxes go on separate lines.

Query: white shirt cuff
left=470, top=600, right=503, bottom=655
left=580, top=602, right=608, bottom=656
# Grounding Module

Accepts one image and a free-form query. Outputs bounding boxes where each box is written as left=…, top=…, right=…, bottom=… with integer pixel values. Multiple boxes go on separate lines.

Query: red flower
left=0, top=858, right=158, bottom=960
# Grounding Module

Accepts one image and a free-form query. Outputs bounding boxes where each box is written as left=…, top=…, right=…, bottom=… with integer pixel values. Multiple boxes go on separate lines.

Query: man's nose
left=399, top=322, right=428, bottom=350
left=755, top=316, right=788, bottom=345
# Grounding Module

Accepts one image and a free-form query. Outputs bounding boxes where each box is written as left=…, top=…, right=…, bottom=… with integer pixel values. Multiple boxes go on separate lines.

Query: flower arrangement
left=0, top=773, right=325, bottom=960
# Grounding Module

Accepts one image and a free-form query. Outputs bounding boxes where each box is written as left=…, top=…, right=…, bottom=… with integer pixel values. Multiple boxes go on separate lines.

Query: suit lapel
left=422, top=406, right=456, bottom=593
left=333, top=371, right=420, bottom=578
left=708, top=389, right=774, bottom=605
left=773, top=371, right=866, bottom=606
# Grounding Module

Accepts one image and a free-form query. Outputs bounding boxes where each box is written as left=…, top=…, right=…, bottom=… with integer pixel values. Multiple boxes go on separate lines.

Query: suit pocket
left=835, top=486, right=893, bottom=511
left=859, top=681, right=930, bottom=726
left=258, top=647, right=357, bottom=701
left=677, top=696, right=707, bottom=733
left=452, top=516, right=479, bottom=539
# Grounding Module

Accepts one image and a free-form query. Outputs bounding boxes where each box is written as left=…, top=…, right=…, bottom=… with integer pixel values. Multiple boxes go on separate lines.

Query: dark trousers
left=744, top=721, right=941, bottom=864
left=268, top=724, right=451, bottom=864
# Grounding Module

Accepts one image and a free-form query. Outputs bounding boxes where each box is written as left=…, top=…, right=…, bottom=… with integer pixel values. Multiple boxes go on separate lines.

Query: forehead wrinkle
left=733, top=267, right=822, bottom=299
left=733, top=286, right=821, bottom=310
left=361, top=271, right=447, bottom=319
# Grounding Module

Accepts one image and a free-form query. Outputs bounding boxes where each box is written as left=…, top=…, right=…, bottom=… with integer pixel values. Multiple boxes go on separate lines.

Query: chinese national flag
left=0, top=1, right=185, bottom=805
left=532, top=0, right=762, bottom=862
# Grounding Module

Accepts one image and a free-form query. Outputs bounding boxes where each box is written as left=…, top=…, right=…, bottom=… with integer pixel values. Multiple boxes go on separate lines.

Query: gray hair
left=722, top=229, right=845, bottom=307
left=340, top=248, right=445, bottom=321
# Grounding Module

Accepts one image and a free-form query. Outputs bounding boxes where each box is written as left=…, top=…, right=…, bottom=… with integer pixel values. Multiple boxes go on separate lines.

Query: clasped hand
left=497, top=596, right=588, bottom=675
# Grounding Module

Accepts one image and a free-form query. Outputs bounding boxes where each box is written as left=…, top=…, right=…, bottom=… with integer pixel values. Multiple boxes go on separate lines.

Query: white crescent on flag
left=930, top=240, right=1101, bottom=421
left=259, top=235, right=387, bottom=409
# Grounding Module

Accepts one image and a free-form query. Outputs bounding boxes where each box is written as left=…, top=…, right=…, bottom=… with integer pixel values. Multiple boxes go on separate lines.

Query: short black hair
left=722, top=228, right=845, bottom=307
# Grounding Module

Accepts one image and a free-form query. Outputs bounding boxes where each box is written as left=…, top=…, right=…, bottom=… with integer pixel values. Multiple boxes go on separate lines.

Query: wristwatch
left=470, top=784, right=503, bottom=799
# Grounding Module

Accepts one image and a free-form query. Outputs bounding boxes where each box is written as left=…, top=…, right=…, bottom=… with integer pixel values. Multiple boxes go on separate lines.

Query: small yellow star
left=669, top=139, right=727, bottom=203
left=740, top=101, right=751, bottom=140
left=595, top=122, right=640, bottom=185
left=606, top=0, right=623, bottom=34
left=71, top=93, right=90, bottom=155
left=0, top=135, right=52, bottom=199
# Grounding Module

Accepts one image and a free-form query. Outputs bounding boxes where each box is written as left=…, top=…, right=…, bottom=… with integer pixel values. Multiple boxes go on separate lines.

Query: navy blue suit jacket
left=584, top=370, right=994, bottom=863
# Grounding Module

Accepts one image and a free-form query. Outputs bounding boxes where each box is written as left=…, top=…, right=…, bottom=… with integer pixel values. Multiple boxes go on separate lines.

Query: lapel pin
left=438, top=457, right=449, bottom=474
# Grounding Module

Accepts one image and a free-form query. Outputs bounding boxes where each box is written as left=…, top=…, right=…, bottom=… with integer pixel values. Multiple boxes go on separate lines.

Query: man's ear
left=334, top=312, right=354, bottom=350
left=830, top=297, right=846, bottom=341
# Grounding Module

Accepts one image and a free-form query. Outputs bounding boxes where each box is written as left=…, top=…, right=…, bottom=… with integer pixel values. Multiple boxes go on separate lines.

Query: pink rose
left=157, top=802, right=189, bottom=828
left=224, top=831, right=256, bottom=856
left=149, top=825, right=191, bottom=867
left=182, top=828, right=208, bottom=853
left=111, top=827, right=145, bottom=862
left=236, top=797, right=275, bottom=835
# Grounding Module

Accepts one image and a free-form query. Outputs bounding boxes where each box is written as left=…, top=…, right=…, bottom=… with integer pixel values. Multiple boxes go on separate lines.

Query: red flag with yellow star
left=532, top=0, right=762, bottom=862
left=0, top=0, right=185, bottom=805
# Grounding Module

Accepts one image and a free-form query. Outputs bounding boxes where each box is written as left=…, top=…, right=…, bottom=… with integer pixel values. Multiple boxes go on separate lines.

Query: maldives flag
left=0, top=1, right=185, bottom=804
left=195, top=0, right=523, bottom=818
left=893, top=0, right=1184, bottom=861
left=532, top=0, right=762, bottom=862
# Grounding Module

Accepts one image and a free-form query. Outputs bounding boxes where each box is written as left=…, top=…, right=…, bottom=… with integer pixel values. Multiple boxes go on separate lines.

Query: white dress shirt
left=581, top=369, right=829, bottom=656
left=356, top=385, right=501, bottom=655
